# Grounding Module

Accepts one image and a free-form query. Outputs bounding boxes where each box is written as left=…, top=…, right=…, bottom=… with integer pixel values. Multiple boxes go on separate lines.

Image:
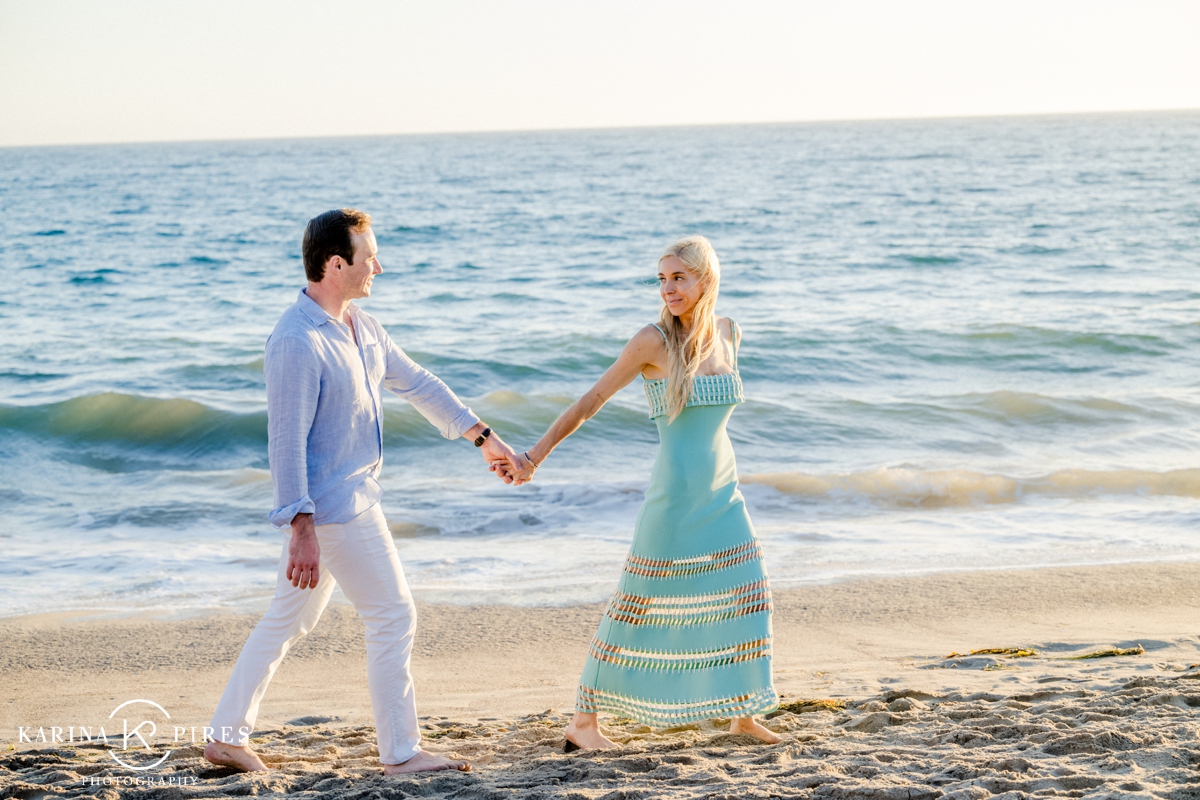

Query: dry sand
left=3, top=561, right=1200, bottom=798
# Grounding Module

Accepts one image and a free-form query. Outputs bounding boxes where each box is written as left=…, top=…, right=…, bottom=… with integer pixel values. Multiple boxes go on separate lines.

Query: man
left=204, top=208, right=519, bottom=774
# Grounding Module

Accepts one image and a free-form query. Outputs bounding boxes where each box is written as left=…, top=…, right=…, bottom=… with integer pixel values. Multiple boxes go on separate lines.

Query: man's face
left=342, top=227, right=382, bottom=299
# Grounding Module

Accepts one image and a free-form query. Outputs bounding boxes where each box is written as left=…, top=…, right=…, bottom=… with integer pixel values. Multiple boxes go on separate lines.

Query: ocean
left=2, top=111, right=1199, bottom=618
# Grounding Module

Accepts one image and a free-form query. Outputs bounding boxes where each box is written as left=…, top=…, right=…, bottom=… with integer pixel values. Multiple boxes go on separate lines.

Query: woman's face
left=658, top=255, right=704, bottom=318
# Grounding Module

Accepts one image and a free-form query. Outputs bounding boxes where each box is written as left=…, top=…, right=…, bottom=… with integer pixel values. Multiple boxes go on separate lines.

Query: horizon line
left=5, top=105, right=1199, bottom=151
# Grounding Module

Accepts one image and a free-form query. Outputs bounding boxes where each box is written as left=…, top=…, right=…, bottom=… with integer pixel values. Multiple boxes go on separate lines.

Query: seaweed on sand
left=1055, top=644, right=1145, bottom=660
left=772, top=699, right=847, bottom=715
left=945, top=647, right=1038, bottom=659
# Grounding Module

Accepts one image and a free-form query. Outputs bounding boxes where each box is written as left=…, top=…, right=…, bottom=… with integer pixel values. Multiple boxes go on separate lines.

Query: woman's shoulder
left=633, top=322, right=668, bottom=344
left=715, top=315, right=740, bottom=342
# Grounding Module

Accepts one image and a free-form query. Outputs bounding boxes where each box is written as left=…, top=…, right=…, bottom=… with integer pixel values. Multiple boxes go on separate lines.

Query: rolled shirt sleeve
left=265, top=335, right=321, bottom=527
left=380, top=328, right=480, bottom=439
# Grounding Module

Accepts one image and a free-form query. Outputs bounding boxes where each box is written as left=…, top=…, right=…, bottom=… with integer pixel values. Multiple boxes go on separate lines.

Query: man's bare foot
left=382, top=750, right=470, bottom=774
left=564, top=714, right=617, bottom=750
left=203, top=741, right=269, bottom=772
left=729, top=716, right=784, bottom=744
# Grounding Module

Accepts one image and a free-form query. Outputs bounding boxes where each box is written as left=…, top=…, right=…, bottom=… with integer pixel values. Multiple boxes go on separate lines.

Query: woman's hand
left=512, top=451, right=538, bottom=483
left=491, top=451, right=537, bottom=485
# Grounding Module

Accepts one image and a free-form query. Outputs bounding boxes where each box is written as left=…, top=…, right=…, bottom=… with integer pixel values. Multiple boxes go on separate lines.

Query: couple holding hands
left=203, top=208, right=779, bottom=774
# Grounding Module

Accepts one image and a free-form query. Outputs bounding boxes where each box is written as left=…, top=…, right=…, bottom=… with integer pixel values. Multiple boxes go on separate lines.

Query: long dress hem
left=576, top=685, right=780, bottom=727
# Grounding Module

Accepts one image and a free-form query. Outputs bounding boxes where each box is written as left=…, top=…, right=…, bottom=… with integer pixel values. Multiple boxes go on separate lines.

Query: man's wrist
left=463, top=421, right=488, bottom=441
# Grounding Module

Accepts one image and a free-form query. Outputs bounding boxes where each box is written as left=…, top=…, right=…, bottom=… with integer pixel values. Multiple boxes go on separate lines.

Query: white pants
left=209, top=504, right=421, bottom=764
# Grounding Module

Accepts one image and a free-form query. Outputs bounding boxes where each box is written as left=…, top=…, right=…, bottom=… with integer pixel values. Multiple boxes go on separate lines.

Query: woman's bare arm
left=518, top=325, right=665, bottom=476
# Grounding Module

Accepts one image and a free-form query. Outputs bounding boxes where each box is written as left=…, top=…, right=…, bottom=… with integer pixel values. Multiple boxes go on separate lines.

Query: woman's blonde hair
left=657, top=236, right=721, bottom=422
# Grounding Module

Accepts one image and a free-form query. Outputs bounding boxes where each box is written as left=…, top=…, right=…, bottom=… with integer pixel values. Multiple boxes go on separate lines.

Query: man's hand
left=481, top=431, right=526, bottom=484
left=463, top=422, right=532, bottom=485
left=466, top=427, right=520, bottom=485
left=286, top=513, right=321, bottom=589
left=499, top=451, right=537, bottom=484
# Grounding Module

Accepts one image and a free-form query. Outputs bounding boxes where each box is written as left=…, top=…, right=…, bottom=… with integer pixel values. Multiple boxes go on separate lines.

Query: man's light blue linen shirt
left=265, top=289, right=480, bottom=528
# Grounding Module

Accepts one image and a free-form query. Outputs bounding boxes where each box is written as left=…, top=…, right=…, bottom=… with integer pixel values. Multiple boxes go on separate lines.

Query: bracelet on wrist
left=524, top=451, right=541, bottom=468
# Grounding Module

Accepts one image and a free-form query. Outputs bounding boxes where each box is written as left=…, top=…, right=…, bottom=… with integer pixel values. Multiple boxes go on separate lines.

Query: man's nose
left=373, top=260, right=383, bottom=275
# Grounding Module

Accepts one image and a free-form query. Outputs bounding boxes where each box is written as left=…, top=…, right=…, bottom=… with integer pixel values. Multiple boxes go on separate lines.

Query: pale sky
left=1, top=0, right=1198, bottom=147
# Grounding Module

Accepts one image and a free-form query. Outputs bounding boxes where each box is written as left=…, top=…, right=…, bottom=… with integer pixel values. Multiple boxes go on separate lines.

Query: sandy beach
left=3, top=561, right=1200, bottom=798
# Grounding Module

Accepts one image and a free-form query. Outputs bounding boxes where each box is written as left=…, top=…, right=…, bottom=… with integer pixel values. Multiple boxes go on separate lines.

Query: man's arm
left=380, top=329, right=521, bottom=482
left=265, top=335, right=322, bottom=589
left=380, top=329, right=479, bottom=438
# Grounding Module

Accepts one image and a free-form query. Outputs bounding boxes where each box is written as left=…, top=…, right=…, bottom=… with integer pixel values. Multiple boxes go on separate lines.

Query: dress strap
left=729, top=319, right=740, bottom=369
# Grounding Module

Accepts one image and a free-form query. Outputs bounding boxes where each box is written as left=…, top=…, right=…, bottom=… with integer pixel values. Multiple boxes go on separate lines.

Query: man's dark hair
left=302, top=208, right=373, bottom=282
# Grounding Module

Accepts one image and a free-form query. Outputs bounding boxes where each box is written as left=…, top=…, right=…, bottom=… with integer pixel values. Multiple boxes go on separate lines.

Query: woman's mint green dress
left=576, top=321, right=777, bottom=725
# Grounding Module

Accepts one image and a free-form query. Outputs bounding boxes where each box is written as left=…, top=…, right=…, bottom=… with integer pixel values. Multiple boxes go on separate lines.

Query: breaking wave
left=742, top=466, right=1200, bottom=508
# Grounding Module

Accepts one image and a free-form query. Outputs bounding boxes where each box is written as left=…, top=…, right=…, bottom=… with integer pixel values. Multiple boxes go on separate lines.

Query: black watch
left=473, top=427, right=492, bottom=447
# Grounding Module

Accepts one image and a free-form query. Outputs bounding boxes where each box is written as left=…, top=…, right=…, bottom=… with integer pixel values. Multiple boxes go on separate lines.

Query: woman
left=506, top=236, right=781, bottom=749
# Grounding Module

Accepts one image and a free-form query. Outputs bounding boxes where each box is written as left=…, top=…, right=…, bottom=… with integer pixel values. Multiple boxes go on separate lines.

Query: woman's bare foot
left=382, top=750, right=470, bottom=774
left=564, top=712, right=617, bottom=750
left=729, top=716, right=784, bottom=744
left=203, top=741, right=269, bottom=772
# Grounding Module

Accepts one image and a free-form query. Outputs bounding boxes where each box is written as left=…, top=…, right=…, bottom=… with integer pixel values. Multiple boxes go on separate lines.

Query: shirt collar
left=296, top=289, right=361, bottom=327
left=296, top=289, right=332, bottom=327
